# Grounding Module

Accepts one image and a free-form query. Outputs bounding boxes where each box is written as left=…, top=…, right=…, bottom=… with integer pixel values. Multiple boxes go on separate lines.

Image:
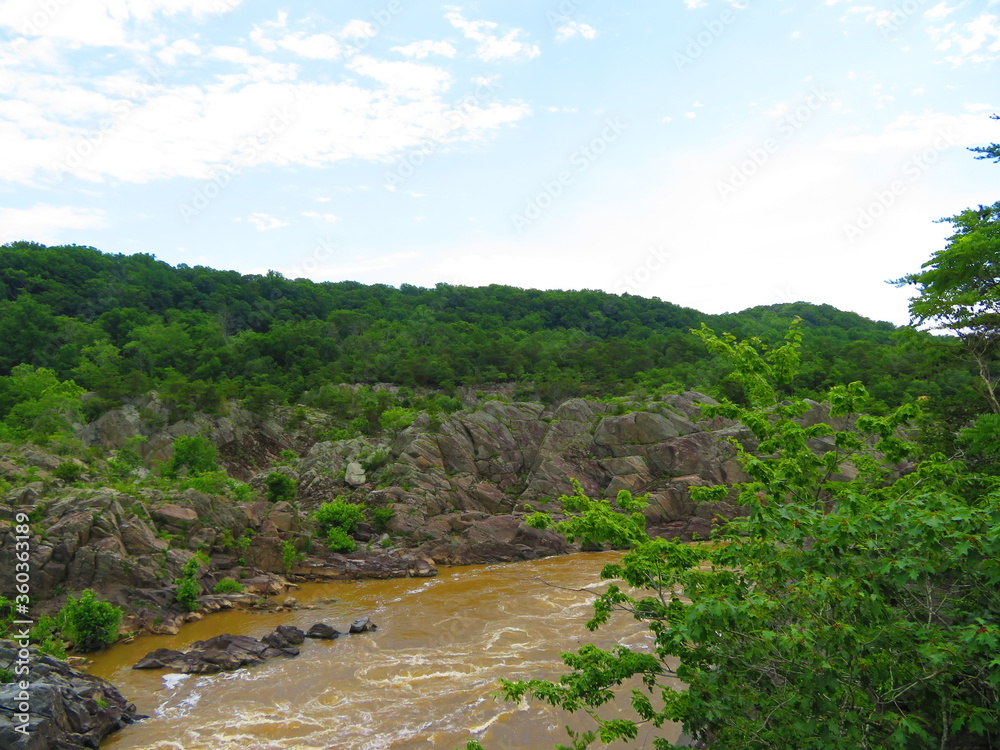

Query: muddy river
left=87, top=552, right=682, bottom=749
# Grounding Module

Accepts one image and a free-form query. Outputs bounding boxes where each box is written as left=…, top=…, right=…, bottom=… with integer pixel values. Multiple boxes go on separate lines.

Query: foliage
left=175, top=555, right=206, bottom=611
left=275, top=449, right=298, bottom=466
left=282, top=540, right=306, bottom=573
left=60, top=590, right=122, bottom=652
left=174, top=577, right=201, bottom=612
left=0, top=365, right=85, bottom=444
left=959, top=413, right=1000, bottom=475
left=379, top=406, right=417, bottom=437
left=52, top=460, right=85, bottom=482
left=325, top=526, right=356, bottom=553
left=106, top=436, right=147, bottom=479
left=263, top=471, right=297, bottom=503
left=370, top=507, right=395, bottom=533
left=212, top=578, right=244, bottom=594
left=496, top=324, right=1000, bottom=750
left=164, top=435, right=219, bottom=478
left=0, top=241, right=969, bottom=417
left=313, top=499, right=365, bottom=535
left=895, top=201, right=1000, bottom=413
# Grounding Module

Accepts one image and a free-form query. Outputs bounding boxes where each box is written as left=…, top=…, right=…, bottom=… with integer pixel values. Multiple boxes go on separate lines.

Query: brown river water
left=86, top=552, right=683, bottom=750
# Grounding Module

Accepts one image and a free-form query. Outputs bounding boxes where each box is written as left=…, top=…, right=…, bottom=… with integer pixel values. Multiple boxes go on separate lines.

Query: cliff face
left=2, top=391, right=820, bottom=631
left=285, top=391, right=760, bottom=562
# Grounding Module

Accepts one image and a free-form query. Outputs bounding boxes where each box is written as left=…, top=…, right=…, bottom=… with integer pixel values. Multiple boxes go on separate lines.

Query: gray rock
left=0, top=640, right=137, bottom=750
left=345, top=461, right=366, bottom=487
left=305, top=623, right=340, bottom=639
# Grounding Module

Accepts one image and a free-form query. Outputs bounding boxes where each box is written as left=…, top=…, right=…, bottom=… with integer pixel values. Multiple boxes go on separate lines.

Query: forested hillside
left=0, top=241, right=981, bottom=426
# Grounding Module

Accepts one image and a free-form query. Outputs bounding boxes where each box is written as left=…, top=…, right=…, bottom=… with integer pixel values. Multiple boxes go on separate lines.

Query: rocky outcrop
left=133, top=631, right=300, bottom=674
left=133, top=619, right=376, bottom=673
left=0, top=641, right=138, bottom=750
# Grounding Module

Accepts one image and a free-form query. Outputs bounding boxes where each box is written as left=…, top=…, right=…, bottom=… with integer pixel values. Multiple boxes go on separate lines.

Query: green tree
left=895, top=202, right=1000, bottom=413
left=0, top=365, right=85, bottom=443
left=61, top=590, right=122, bottom=652
left=493, top=325, right=1000, bottom=749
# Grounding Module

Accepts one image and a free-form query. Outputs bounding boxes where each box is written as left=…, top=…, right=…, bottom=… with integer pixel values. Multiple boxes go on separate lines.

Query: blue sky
left=1, top=0, right=997, bottom=325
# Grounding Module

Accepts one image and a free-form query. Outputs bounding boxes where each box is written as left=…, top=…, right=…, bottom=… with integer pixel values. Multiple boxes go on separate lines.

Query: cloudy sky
left=1, top=0, right=997, bottom=325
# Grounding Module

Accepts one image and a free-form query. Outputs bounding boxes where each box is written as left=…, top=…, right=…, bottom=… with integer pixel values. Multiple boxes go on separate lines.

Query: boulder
left=349, top=617, right=377, bottom=633
left=133, top=632, right=297, bottom=674
left=0, top=641, right=138, bottom=750
left=151, top=504, right=199, bottom=527
left=345, top=461, right=366, bottom=487
left=305, top=623, right=340, bottom=639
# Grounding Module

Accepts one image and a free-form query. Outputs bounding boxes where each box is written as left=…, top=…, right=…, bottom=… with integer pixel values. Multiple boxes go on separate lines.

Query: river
left=86, top=552, right=684, bottom=750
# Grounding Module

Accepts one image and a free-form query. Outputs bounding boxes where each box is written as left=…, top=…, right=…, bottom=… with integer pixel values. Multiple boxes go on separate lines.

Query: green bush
left=325, top=526, right=356, bottom=553
left=61, top=590, right=122, bottom=652
left=263, top=471, right=297, bottom=503
left=282, top=540, right=305, bottom=573
left=212, top=578, right=244, bottom=594
left=174, top=576, right=201, bottom=612
left=164, top=435, right=219, bottom=478
left=313, top=499, right=365, bottom=535
left=371, top=507, right=395, bottom=533
left=53, top=461, right=84, bottom=482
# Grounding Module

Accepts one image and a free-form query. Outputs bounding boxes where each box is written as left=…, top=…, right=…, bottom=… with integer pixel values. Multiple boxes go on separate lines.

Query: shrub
left=164, top=435, right=219, bottom=478
left=53, top=461, right=84, bottom=482
left=276, top=449, right=298, bottom=466
left=212, top=578, right=244, bottom=594
left=370, top=507, right=394, bottom=533
left=61, top=590, right=122, bottom=652
left=313, top=499, right=365, bottom=535
left=326, top=527, right=356, bottom=553
left=263, top=472, right=297, bottom=503
left=282, top=540, right=305, bottom=573
left=174, top=577, right=201, bottom=612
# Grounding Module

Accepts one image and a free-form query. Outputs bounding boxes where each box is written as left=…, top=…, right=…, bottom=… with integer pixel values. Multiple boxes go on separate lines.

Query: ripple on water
left=91, top=552, right=683, bottom=750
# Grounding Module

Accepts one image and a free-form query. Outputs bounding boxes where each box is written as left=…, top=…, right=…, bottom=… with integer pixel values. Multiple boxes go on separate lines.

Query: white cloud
left=930, top=13, right=1000, bottom=65
left=275, top=32, right=342, bottom=60
left=683, top=0, right=707, bottom=8
left=247, top=212, right=289, bottom=231
left=445, top=8, right=541, bottom=62
left=925, top=2, right=958, bottom=20
left=156, top=38, right=200, bottom=65
left=346, top=55, right=452, bottom=95
left=0, top=204, right=107, bottom=244
left=301, top=211, right=340, bottom=223
left=391, top=40, right=458, bottom=59
left=340, top=19, right=376, bottom=40
left=0, top=0, right=240, bottom=48
left=824, top=111, right=996, bottom=155
left=555, top=21, right=597, bottom=42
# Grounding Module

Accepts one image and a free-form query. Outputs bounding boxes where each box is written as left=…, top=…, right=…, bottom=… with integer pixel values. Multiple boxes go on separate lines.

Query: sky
left=0, top=0, right=998, bottom=326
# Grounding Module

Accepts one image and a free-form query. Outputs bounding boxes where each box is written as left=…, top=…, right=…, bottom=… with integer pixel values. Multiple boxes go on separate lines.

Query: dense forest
left=0, top=241, right=982, bottom=434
